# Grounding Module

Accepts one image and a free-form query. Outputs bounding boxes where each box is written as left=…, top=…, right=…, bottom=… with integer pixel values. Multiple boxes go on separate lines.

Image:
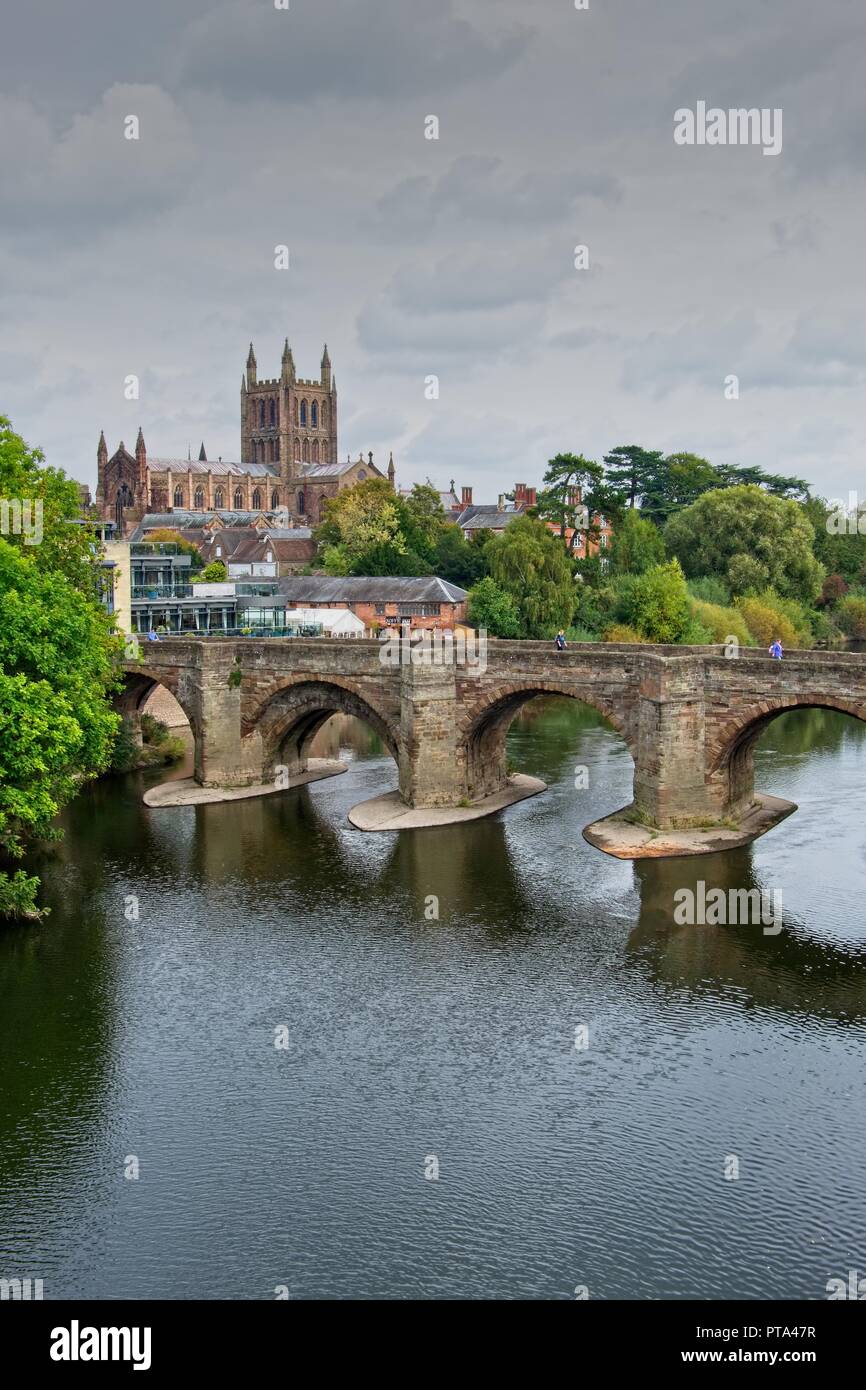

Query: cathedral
left=95, top=340, right=395, bottom=533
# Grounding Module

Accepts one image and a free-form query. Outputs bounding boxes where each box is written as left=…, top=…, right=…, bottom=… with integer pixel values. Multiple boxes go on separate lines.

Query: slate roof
left=148, top=456, right=279, bottom=478
left=129, top=511, right=281, bottom=538
left=274, top=576, right=467, bottom=603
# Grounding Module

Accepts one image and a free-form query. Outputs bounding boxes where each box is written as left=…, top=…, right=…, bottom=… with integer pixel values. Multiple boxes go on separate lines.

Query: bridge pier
left=398, top=656, right=467, bottom=807
left=632, top=656, right=724, bottom=827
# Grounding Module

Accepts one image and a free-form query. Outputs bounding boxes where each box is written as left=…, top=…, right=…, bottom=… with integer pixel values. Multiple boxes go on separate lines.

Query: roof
left=274, top=575, right=468, bottom=603
left=147, top=457, right=279, bottom=478
left=455, top=507, right=518, bottom=530
left=129, top=511, right=281, bottom=538
left=299, top=460, right=361, bottom=479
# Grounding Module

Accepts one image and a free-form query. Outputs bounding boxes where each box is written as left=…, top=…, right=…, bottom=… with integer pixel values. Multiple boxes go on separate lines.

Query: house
left=274, top=575, right=468, bottom=630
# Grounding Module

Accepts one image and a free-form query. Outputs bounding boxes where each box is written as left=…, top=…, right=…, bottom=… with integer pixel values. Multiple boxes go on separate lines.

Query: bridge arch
left=243, top=676, right=400, bottom=782
left=113, top=668, right=199, bottom=764
left=457, top=681, right=636, bottom=802
left=708, top=695, right=866, bottom=815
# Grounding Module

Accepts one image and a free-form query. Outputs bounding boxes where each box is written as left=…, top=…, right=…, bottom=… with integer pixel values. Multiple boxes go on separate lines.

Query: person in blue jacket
left=769, top=638, right=783, bottom=660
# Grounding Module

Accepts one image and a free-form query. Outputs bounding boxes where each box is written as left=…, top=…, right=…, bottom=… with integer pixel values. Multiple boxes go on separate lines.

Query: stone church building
left=95, top=341, right=395, bottom=533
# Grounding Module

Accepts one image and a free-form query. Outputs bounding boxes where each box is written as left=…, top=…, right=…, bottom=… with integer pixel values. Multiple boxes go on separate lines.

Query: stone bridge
left=118, top=638, right=866, bottom=829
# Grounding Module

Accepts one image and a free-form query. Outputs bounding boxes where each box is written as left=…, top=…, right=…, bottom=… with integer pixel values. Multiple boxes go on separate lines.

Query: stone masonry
left=120, top=639, right=866, bottom=828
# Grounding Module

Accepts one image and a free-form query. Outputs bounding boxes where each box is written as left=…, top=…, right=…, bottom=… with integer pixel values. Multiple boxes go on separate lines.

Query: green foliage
left=687, top=575, right=731, bottom=606
left=537, top=452, right=611, bottom=543
left=608, top=508, right=665, bottom=575
left=486, top=516, right=576, bottom=638
left=193, top=560, right=228, bottom=583
left=0, top=441, right=121, bottom=918
left=603, top=445, right=665, bottom=512
left=620, top=559, right=691, bottom=643
left=602, top=623, right=644, bottom=643
left=143, top=529, right=204, bottom=571
left=431, top=524, right=490, bottom=588
left=835, top=595, right=866, bottom=640
left=466, top=577, right=521, bottom=637
left=688, top=598, right=754, bottom=647
left=817, top=573, right=848, bottom=608
left=316, top=478, right=449, bottom=577
left=663, top=485, right=825, bottom=602
left=565, top=624, right=599, bottom=643
left=735, top=596, right=800, bottom=649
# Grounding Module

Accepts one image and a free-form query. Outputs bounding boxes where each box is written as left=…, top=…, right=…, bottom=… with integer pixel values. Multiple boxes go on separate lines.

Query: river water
left=1, top=702, right=864, bottom=1300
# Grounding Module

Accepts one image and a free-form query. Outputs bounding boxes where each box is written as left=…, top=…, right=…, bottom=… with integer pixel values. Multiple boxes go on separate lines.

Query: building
left=273, top=576, right=468, bottom=630
left=95, top=340, right=397, bottom=534
left=454, top=479, right=612, bottom=560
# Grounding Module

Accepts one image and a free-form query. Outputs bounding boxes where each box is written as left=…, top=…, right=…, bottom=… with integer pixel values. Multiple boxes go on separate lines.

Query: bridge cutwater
left=119, top=638, right=866, bottom=830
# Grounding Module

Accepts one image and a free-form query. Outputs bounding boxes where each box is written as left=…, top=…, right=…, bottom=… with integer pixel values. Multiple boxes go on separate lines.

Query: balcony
left=132, top=583, right=194, bottom=600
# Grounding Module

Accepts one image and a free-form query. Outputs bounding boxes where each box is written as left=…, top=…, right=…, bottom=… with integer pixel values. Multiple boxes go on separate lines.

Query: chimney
left=461, top=485, right=472, bottom=506
left=526, top=487, right=537, bottom=507
left=498, top=493, right=506, bottom=510
left=514, top=482, right=527, bottom=506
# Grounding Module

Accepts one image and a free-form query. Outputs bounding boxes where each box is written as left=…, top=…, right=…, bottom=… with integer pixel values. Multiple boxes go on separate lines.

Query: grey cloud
left=173, top=0, right=532, bottom=102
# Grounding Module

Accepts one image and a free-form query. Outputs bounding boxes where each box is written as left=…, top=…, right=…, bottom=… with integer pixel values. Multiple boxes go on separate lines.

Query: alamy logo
left=0, top=497, right=43, bottom=545
left=50, top=1321, right=152, bottom=1371
left=379, top=627, right=487, bottom=674
left=0, top=1276, right=43, bottom=1299
left=674, top=101, right=783, bottom=157
left=826, top=1269, right=866, bottom=1300
left=673, top=880, right=783, bottom=935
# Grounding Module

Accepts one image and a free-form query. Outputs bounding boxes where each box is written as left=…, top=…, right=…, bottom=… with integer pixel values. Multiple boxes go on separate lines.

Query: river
left=1, top=701, right=864, bottom=1300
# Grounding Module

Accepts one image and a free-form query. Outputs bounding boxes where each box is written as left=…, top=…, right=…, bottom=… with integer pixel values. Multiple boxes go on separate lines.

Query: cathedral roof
left=147, top=457, right=279, bottom=478
left=300, top=460, right=371, bottom=479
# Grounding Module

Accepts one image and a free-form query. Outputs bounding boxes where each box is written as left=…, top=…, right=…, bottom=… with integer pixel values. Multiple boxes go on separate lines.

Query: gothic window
left=275, top=439, right=280, bottom=460
left=300, top=399, right=307, bottom=427
left=294, top=439, right=301, bottom=460
left=311, top=440, right=319, bottom=462
left=311, top=401, right=318, bottom=428
left=194, top=486, right=204, bottom=508
left=215, top=487, right=224, bottom=508
left=173, top=485, right=183, bottom=508
left=297, top=490, right=305, bottom=514
left=270, top=440, right=276, bottom=462
left=357, top=468, right=367, bottom=481
left=234, top=487, right=243, bottom=509
left=302, top=439, right=310, bottom=462
left=259, top=401, right=265, bottom=428
left=293, top=399, right=298, bottom=425
left=252, top=488, right=262, bottom=510
left=269, top=399, right=276, bottom=427
left=270, top=489, right=280, bottom=510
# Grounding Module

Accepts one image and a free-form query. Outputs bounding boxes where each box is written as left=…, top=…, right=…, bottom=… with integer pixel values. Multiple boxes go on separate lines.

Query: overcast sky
left=2, top=0, right=865, bottom=501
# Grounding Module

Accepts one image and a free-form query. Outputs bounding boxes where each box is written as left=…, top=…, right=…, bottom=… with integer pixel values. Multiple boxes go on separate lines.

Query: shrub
left=817, top=573, right=848, bottom=608
left=687, top=576, right=731, bottom=606
left=688, top=598, right=754, bottom=647
left=735, top=597, right=800, bottom=649
left=835, top=595, right=866, bottom=639
left=621, top=558, right=691, bottom=643
left=565, top=624, right=599, bottom=643
left=602, top=623, right=644, bottom=643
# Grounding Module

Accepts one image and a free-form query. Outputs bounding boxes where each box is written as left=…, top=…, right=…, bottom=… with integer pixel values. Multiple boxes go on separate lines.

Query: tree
left=317, top=478, right=409, bottom=575
left=0, top=421, right=121, bottom=917
left=621, top=559, right=691, bottom=643
left=432, top=525, right=490, bottom=588
left=608, top=508, right=665, bottom=575
left=603, top=445, right=665, bottom=511
left=144, top=528, right=204, bottom=571
left=663, top=485, right=825, bottom=603
left=537, top=452, right=607, bottom=548
left=485, top=516, right=576, bottom=637
left=193, top=560, right=228, bottom=583
left=466, top=577, right=521, bottom=637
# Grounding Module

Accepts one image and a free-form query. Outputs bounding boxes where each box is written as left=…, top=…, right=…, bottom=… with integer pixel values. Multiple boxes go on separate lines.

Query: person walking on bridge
left=769, top=638, right=783, bottom=660
left=555, top=630, right=567, bottom=651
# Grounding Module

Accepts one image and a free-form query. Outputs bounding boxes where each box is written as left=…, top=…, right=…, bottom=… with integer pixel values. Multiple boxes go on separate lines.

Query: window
left=311, top=440, right=319, bottom=462
left=293, top=399, right=298, bottom=425
left=268, top=440, right=275, bottom=462
left=269, top=399, right=276, bottom=427
left=297, top=490, right=305, bottom=514
left=375, top=603, right=387, bottom=616
left=275, top=439, right=280, bottom=461
left=398, top=603, right=441, bottom=617
left=259, top=401, right=265, bottom=428
left=300, top=400, right=307, bottom=426
left=252, top=488, right=262, bottom=510
left=294, top=439, right=301, bottom=460
left=194, top=486, right=204, bottom=509
left=311, top=401, right=318, bottom=428
left=270, top=489, right=280, bottom=509
left=302, top=439, right=310, bottom=462
left=234, top=487, right=243, bottom=509
left=357, top=468, right=367, bottom=481
left=173, top=485, right=183, bottom=507
left=214, top=487, right=224, bottom=509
